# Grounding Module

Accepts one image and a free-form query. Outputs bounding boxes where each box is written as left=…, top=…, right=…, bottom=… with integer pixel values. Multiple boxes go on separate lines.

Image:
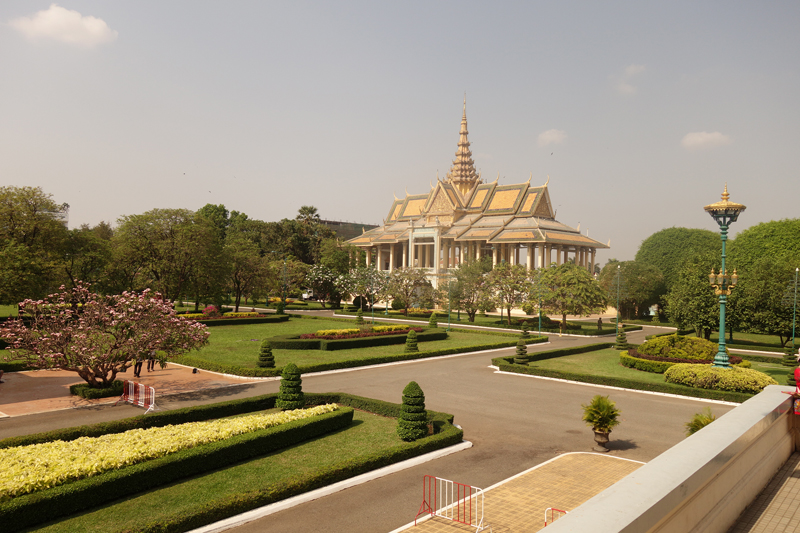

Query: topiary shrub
left=275, top=301, right=286, bottom=315
left=355, top=308, right=364, bottom=325
left=276, top=363, right=305, bottom=410
left=638, top=334, right=719, bottom=361
left=257, top=340, right=275, bottom=368
left=397, top=381, right=428, bottom=441
left=664, top=363, right=778, bottom=394
left=405, top=329, right=419, bottom=353
left=783, top=345, right=798, bottom=386
left=514, top=338, right=528, bottom=364
left=685, top=407, right=717, bottom=436
left=520, top=324, right=530, bottom=339
left=614, top=330, right=629, bottom=350
left=428, top=312, right=438, bottom=328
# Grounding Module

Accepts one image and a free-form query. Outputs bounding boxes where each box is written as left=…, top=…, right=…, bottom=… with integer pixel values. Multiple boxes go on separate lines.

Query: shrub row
left=664, top=363, right=778, bottom=394
left=623, top=349, right=742, bottom=370
left=69, top=380, right=124, bottom=399
left=269, top=329, right=447, bottom=351
left=196, top=315, right=290, bottom=327
left=492, top=357, right=752, bottom=403
left=526, top=342, right=613, bottom=363
left=0, top=407, right=354, bottom=532
left=300, top=326, right=422, bottom=340
left=0, top=392, right=462, bottom=533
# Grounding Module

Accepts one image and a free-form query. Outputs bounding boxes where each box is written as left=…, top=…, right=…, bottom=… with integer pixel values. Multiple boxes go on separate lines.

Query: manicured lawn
left=529, top=348, right=784, bottom=386
left=711, top=331, right=794, bottom=348
left=35, top=410, right=414, bottom=532
left=183, top=317, right=512, bottom=369
left=0, top=304, right=18, bottom=317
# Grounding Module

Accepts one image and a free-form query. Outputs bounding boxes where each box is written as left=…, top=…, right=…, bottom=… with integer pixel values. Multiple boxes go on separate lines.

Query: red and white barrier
left=415, top=475, right=488, bottom=532
left=115, top=380, right=157, bottom=414
left=544, top=507, right=567, bottom=526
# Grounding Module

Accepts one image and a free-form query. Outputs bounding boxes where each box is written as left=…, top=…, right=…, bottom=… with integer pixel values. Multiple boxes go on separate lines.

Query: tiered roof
left=347, top=103, right=608, bottom=251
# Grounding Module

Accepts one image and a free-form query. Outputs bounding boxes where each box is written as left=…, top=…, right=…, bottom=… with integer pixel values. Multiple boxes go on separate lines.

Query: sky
left=1, top=1, right=798, bottom=264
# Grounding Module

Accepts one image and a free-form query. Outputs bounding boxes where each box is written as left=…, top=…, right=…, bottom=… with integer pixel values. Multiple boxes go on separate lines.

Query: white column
left=389, top=244, right=395, bottom=272
left=366, top=246, right=372, bottom=267
left=590, top=248, right=596, bottom=274
left=493, top=245, right=498, bottom=267
left=527, top=244, right=533, bottom=270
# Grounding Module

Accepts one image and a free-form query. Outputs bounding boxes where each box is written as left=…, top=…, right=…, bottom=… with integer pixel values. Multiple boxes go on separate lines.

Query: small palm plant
left=582, top=395, right=621, bottom=452
left=685, top=408, right=717, bottom=436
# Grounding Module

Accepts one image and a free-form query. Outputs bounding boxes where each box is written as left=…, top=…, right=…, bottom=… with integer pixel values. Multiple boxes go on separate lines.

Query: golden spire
left=445, top=97, right=479, bottom=196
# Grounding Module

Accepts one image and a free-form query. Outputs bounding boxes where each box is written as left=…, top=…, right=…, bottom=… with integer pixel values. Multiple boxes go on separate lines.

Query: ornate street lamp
left=704, top=184, right=746, bottom=368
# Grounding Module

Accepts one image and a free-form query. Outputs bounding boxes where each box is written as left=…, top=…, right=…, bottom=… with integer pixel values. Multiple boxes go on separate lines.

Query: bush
left=257, top=341, right=275, bottom=368
left=514, top=339, right=528, bottom=364
left=202, top=305, right=221, bottom=317
left=428, top=313, right=438, bottom=328
left=638, top=334, right=720, bottom=361
left=355, top=308, right=364, bottom=325
left=615, top=330, right=629, bottom=350
left=276, top=363, right=304, bottom=410
left=275, top=301, right=286, bottom=315
left=581, top=395, right=620, bottom=433
left=69, top=380, right=124, bottom=399
left=620, top=350, right=744, bottom=374
left=664, top=364, right=778, bottom=394
left=686, top=407, right=716, bottom=436
left=405, top=330, right=418, bottom=353
left=397, top=381, right=428, bottom=441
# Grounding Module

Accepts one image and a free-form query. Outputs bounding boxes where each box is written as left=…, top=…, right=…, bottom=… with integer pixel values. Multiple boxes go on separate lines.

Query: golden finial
left=544, top=175, right=550, bottom=187
left=436, top=170, right=440, bottom=182
left=721, top=183, right=730, bottom=202
left=527, top=172, right=532, bottom=185
left=393, top=191, right=399, bottom=201
left=430, top=180, right=434, bottom=189
left=493, top=172, right=499, bottom=184
left=405, top=187, right=409, bottom=197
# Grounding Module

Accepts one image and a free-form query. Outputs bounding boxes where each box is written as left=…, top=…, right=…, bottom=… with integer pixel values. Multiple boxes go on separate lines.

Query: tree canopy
left=598, top=260, right=665, bottom=319
left=635, top=227, right=720, bottom=293
left=540, top=263, right=608, bottom=332
left=730, top=218, right=800, bottom=274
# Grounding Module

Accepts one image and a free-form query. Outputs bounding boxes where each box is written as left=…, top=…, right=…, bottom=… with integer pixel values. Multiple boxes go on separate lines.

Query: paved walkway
left=0, top=364, right=260, bottom=417
left=729, top=452, right=800, bottom=533
left=404, top=453, right=643, bottom=532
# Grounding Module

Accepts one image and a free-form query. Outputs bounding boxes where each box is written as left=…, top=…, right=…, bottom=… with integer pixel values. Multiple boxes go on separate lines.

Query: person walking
left=146, top=350, right=156, bottom=372
left=133, top=356, right=143, bottom=378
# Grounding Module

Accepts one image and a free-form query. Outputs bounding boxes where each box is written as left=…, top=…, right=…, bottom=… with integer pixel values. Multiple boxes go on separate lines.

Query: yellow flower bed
left=372, top=325, right=409, bottom=333
left=0, top=404, right=337, bottom=500
left=315, top=328, right=360, bottom=336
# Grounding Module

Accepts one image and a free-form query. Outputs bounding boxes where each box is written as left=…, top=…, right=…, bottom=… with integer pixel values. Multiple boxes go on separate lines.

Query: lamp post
left=615, top=265, right=621, bottom=339
left=704, top=184, right=746, bottom=368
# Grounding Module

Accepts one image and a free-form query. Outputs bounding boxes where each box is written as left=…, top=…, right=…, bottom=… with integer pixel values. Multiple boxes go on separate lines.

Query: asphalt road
left=0, top=320, right=736, bottom=533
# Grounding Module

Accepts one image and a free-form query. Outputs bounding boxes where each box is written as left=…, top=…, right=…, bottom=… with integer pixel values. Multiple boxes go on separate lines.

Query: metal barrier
left=544, top=507, right=567, bottom=526
left=415, top=475, right=489, bottom=532
left=115, top=380, right=157, bottom=414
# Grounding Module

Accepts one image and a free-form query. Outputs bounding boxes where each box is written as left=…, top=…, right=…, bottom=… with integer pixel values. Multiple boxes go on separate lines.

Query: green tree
left=113, top=209, right=221, bottom=302
left=635, top=227, right=720, bottom=295
left=663, top=257, right=718, bottom=339
left=730, top=257, right=798, bottom=346
left=0, top=186, right=69, bottom=304
left=451, top=257, right=494, bottom=322
left=296, top=205, right=321, bottom=225
left=224, top=230, right=270, bottom=312
left=386, top=267, right=431, bottom=316
left=730, top=219, right=800, bottom=274
left=488, top=263, right=532, bottom=325
left=397, top=381, right=428, bottom=441
left=598, top=260, right=665, bottom=319
left=540, top=263, right=608, bottom=333
left=61, top=224, right=113, bottom=288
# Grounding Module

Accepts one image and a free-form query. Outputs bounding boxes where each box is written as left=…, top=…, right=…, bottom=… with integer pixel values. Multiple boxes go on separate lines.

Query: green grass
left=34, top=410, right=414, bottom=533
left=182, top=318, right=509, bottom=369
left=529, top=348, right=784, bottom=386
left=712, top=331, right=794, bottom=349
left=0, top=304, right=18, bottom=317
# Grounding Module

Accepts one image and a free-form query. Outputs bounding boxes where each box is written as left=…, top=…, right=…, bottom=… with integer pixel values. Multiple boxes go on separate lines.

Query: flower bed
left=0, top=404, right=337, bottom=500
left=300, top=326, right=423, bottom=340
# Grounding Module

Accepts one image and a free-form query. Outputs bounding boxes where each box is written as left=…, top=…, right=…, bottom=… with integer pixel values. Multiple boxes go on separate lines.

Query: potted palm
left=582, top=395, right=621, bottom=452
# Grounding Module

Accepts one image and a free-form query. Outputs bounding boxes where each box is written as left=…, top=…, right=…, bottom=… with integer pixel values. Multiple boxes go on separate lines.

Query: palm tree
left=296, top=206, right=321, bottom=225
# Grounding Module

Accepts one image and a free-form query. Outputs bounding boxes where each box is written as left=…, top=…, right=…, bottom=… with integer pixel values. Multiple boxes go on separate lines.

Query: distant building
left=346, top=101, right=609, bottom=287
left=320, top=220, right=379, bottom=241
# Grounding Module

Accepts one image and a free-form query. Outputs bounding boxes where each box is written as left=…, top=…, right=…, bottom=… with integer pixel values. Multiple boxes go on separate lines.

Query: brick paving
left=406, top=453, right=643, bottom=532
left=729, top=452, right=800, bottom=533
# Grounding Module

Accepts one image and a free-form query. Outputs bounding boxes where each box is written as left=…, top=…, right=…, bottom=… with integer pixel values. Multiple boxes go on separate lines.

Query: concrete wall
left=545, top=385, right=799, bottom=533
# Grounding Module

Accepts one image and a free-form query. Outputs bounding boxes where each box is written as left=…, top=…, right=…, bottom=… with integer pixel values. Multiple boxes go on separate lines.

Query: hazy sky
left=2, top=2, right=798, bottom=263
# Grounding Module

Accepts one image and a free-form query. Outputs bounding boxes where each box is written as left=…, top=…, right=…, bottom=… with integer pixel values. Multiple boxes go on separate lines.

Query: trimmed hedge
left=197, top=315, right=290, bottom=327
left=492, top=357, right=752, bottom=403
left=268, top=329, right=448, bottom=350
left=0, top=392, right=462, bottom=533
left=621, top=350, right=744, bottom=374
left=664, top=363, right=778, bottom=394
left=527, top=342, right=613, bottom=363
left=69, top=380, right=124, bottom=399
left=0, top=406, right=354, bottom=532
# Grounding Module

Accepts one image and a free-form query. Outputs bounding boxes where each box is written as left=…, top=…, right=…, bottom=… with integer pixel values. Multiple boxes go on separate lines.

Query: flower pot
left=593, top=430, right=610, bottom=452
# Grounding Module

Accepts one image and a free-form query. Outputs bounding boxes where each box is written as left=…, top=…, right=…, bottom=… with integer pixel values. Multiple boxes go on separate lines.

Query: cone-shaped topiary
left=428, top=312, right=438, bottom=328
left=397, top=381, right=428, bottom=441
left=514, top=338, right=529, bottom=364
left=615, top=329, right=629, bottom=350
left=355, top=307, right=364, bottom=325
left=257, top=340, right=275, bottom=368
left=405, top=329, right=419, bottom=353
left=276, top=362, right=304, bottom=410
left=521, top=324, right=530, bottom=338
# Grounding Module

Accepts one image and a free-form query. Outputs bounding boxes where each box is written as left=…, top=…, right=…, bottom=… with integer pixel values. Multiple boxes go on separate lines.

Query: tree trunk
left=507, top=306, right=513, bottom=326
left=561, top=313, right=567, bottom=333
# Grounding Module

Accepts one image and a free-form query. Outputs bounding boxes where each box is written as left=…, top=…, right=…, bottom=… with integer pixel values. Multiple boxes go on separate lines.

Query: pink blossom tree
left=1, top=283, right=210, bottom=388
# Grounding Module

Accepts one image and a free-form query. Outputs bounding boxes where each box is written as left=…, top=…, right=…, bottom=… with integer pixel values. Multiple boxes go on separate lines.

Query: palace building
left=346, top=102, right=609, bottom=287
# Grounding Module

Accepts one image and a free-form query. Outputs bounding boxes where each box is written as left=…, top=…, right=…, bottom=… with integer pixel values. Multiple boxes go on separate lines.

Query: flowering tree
left=1, top=283, right=210, bottom=388
left=335, top=267, right=389, bottom=309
